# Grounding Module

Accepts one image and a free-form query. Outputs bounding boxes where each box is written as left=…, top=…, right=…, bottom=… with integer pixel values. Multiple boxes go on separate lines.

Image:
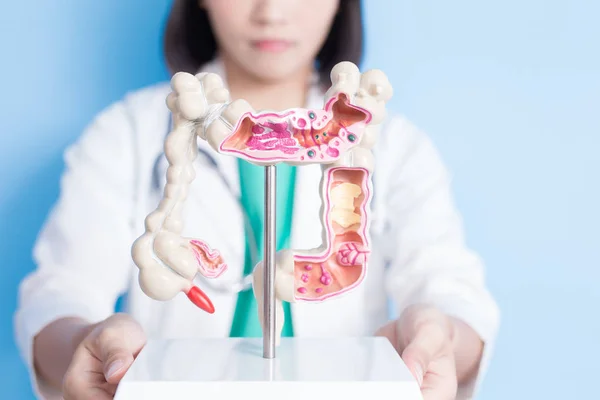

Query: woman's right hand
left=62, top=313, right=147, bottom=400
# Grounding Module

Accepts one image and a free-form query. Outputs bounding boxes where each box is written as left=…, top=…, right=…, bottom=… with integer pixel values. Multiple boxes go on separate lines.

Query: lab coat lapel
left=289, top=83, right=331, bottom=337
left=289, top=162, right=325, bottom=337
left=289, top=81, right=326, bottom=256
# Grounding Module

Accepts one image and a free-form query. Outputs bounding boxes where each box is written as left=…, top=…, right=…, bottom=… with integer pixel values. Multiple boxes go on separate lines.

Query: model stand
left=115, top=62, right=422, bottom=399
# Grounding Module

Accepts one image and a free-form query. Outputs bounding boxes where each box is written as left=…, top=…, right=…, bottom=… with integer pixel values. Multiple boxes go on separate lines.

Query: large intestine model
left=131, top=61, right=393, bottom=345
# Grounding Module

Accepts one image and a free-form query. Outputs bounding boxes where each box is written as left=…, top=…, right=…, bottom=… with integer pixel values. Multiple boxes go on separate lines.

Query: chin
left=246, top=56, right=312, bottom=84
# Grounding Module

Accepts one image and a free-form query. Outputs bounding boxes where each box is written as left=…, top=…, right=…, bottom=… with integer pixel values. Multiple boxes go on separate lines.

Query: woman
left=14, top=1, right=499, bottom=399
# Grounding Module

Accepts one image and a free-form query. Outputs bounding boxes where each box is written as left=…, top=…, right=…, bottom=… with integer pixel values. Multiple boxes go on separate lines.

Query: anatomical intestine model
left=131, top=61, right=392, bottom=344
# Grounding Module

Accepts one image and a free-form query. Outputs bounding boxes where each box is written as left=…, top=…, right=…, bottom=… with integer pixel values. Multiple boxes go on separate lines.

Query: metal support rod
left=263, top=165, right=277, bottom=359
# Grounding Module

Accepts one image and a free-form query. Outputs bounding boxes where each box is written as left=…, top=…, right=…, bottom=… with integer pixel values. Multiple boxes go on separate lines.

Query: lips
left=252, top=39, right=293, bottom=52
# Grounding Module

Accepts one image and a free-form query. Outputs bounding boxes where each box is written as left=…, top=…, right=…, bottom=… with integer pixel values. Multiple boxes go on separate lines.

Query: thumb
left=401, top=322, right=447, bottom=387
left=102, top=343, right=135, bottom=383
left=95, top=316, right=146, bottom=383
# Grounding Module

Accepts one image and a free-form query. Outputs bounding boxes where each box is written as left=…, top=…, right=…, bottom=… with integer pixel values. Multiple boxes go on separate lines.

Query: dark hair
left=164, top=0, right=364, bottom=86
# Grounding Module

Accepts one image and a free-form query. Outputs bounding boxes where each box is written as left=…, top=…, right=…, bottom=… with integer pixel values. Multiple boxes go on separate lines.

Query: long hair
left=163, top=0, right=364, bottom=86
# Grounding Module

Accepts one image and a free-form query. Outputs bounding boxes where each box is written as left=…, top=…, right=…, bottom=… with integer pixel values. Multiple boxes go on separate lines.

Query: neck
left=220, top=54, right=313, bottom=111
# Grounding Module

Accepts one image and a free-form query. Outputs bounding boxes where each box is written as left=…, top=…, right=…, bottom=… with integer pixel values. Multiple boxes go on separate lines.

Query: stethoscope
left=150, top=114, right=257, bottom=294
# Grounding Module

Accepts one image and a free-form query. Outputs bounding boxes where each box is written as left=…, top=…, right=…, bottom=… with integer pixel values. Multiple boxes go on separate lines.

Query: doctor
left=14, top=0, right=499, bottom=399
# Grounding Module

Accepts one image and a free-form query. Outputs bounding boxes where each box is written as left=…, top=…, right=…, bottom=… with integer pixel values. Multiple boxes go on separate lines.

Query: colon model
left=130, top=63, right=392, bottom=341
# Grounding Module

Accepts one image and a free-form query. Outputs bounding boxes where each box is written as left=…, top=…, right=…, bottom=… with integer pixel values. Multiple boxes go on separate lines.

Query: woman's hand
left=62, top=313, right=147, bottom=400
left=376, top=305, right=468, bottom=400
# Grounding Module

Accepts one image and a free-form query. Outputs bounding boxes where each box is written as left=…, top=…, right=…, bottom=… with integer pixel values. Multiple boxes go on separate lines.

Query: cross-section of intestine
left=218, top=93, right=371, bottom=164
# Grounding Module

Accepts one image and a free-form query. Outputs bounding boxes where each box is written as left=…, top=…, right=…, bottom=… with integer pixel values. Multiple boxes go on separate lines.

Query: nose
left=252, top=0, right=289, bottom=25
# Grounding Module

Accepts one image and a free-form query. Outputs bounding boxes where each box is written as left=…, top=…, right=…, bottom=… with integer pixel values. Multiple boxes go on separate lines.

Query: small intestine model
left=131, top=61, right=392, bottom=343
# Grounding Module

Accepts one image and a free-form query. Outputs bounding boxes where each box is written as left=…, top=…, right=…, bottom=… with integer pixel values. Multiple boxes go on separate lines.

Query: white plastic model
left=121, top=62, right=422, bottom=399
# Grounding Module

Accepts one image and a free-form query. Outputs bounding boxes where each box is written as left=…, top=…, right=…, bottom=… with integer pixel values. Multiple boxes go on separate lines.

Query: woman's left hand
left=376, top=304, right=458, bottom=400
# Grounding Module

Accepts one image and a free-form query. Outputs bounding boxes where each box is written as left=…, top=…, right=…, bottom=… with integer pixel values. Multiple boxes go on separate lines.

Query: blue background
left=1, top=1, right=598, bottom=398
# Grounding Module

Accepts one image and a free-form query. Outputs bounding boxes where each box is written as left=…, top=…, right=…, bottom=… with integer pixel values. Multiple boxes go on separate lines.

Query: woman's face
left=202, top=0, right=340, bottom=83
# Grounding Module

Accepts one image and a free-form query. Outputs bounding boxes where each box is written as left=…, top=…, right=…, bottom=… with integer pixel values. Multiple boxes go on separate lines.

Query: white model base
left=114, top=337, right=422, bottom=400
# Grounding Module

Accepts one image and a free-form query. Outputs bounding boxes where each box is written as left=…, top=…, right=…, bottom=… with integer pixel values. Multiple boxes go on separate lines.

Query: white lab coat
left=14, top=60, right=499, bottom=400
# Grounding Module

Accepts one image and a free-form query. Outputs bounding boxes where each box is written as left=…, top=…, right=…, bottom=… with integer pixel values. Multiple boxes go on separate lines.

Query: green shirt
left=228, top=159, right=296, bottom=338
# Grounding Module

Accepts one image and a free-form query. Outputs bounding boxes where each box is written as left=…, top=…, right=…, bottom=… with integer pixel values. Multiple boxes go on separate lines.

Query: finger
left=401, top=322, right=447, bottom=387
left=93, top=315, right=147, bottom=384
left=420, top=353, right=458, bottom=400
left=374, top=320, right=399, bottom=348
left=102, top=347, right=134, bottom=384
left=63, top=346, right=113, bottom=400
